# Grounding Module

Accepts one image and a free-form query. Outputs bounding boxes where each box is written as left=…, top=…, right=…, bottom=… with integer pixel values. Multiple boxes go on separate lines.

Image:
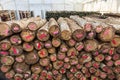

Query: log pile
left=0, top=15, right=120, bottom=80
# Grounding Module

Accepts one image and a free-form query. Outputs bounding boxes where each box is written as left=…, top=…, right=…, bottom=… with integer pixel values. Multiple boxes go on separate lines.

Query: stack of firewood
left=0, top=15, right=120, bottom=80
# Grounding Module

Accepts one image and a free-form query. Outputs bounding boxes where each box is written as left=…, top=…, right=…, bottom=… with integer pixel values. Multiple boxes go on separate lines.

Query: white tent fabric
left=0, top=0, right=119, bottom=17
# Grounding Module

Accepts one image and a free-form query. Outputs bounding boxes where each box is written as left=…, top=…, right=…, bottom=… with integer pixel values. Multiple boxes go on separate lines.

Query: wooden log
left=60, top=43, right=68, bottom=53
left=48, top=47, right=56, bottom=54
left=38, top=48, right=48, bottom=58
left=110, top=37, right=120, bottom=47
left=66, top=38, right=76, bottom=47
left=57, top=17, right=71, bottom=40
left=10, top=35, right=22, bottom=45
left=48, top=18, right=60, bottom=37
left=13, top=62, right=29, bottom=73
left=27, top=19, right=46, bottom=31
left=75, top=42, right=84, bottom=51
left=20, top=29, right=35, bottom=42
left=65, top=18, right=86, bottom=41
left=23, top=70, right=31, bottom=79
left=0, top=65, right=11, bottom=73
left=31, top=63, right=42, bottom=74
left=11, top=23, right=22, bottom=33
left=44, top=40, right=52, bottom=49
left=39, top=57, right=50, bottom=66
left=14, top=73, right=23, bottom=80
left=34, top=40, right=44, bottom=50
left=84, top=39, right=98, bottom=52
left=70, top=15, right=86, bottom=28
left=52, top=38, right=61, bottom=47
left=57, top=52, right=66, bottom=60
left=67, top=48, right=78, bottom=58
left=95, top=25, right=103, bottom=33
left=50, top=54, right=57, bottom=62
left=0, top=51, right=9, bottom=56
left=53, top=60, right=63, bottom=70
left=5, top=70, right=15, bottom=79
left=86, top=30, right=96, bottom=39
left=0, top=39, right=11, bottom=51
left=0, top=22, right=12, bottom=40
left=99, top=26, right=115, bottom=42
left=15, top=54, right=25, bottom=63
left=9, top=45, right=23, bottom=56
left=23, top=42, right=34, bottom=52
left=37, top=22, right=50, bottom=41
left=1, top=56, right=14, bottom=65
left=25, top=51, right=39, bottom=65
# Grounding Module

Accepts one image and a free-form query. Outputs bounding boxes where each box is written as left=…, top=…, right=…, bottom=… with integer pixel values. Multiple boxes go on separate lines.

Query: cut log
left=66, top=38, right=76, bottom=47
left=9, top=45, right=23, bottom=56
left=75, top=42, right=84, bottom=51
left=25, top=51, right=39, bottom=65
left=0, top=39, right=11, bottom=51
left=99, top=26, right=115, bottom=42
left=44, top=40, right=52, bottom=49
left=0, top=65, right=11, bottom=73
left=84, top=39, right=98, bottom=52
left=5, top=70, right=15, bottom=79
left=48, top=18, right=60, bottom=37
left=13, top=62, right=29, bottom=73
left=38, top=48, right=48, bottom=58
left=0, top=22, right=12, bottom=40
left=60, top=43, right=68, bottom=53
left=34, top=40, right=44, bottom=50
left=10, top=35, right=22, bottom=45
left=65, top=18, right=86, bottom=41
left=15, top=54, right=25, bottom=63
left=1, top=56, right=14, bottom=65
left=39, top=57, right=50, bottom=66
left=11, top=23, right=22, bottom=33
left=57, top=17, right=71, bottom=40
left=48, top=47, right=56, bottom=54
left=110, top=37, right=120, bottom=47
left=31, top=63, right=42, bottom=74
left=27, top=19, right=46, bottom=31
left=23, top=42, right=34, bottom=52
left=37, top=22, right=50, bottom=41
left=52, top=38, right=61, bottom=47
left=20, top=29, right=35, bottom=42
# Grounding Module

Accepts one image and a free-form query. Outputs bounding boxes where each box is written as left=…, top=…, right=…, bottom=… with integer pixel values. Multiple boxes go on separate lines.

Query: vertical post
left=14, top=0, right=20, bottom=20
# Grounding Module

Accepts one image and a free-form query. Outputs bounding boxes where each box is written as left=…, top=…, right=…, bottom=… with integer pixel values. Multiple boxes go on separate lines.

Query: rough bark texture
left=0, top=16, right=120, bottom=80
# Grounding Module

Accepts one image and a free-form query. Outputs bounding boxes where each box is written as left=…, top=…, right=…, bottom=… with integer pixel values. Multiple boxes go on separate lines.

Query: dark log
left=31, top=63, right=42, bottom=74
left=25, top=51, right=39, bottom=65
left=13, top=62, right=29, bottom=73
left=11, top=23, right=22, bottom=33
left=44, top=40, right=52, bottom=49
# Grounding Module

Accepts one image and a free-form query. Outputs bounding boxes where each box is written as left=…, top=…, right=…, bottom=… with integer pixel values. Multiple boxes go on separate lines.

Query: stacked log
left=0, top=16, right=120, bottom=80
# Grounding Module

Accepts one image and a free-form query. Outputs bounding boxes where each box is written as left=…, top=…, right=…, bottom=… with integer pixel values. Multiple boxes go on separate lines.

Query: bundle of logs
left=0, top=15, right=120, bottom=80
